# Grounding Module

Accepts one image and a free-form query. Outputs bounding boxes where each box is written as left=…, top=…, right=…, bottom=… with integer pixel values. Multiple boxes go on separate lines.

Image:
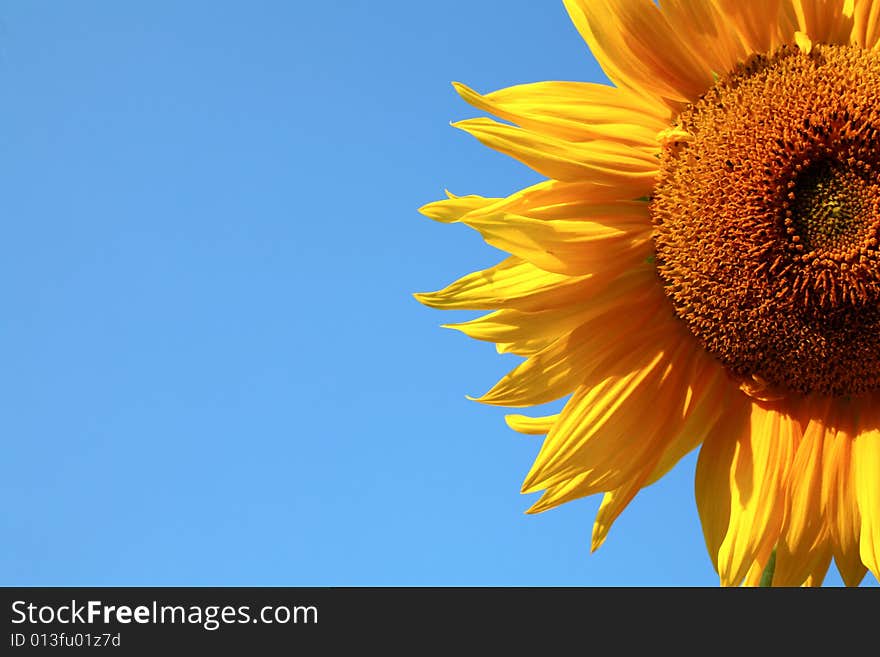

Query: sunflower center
left=651, top=44, right=880, bottom=396
left=791, top=160, right=877, bottom=252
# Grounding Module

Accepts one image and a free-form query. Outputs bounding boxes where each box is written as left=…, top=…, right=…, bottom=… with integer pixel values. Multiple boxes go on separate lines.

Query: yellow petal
left=563, top=0, right=714, bottom=106
left=531, top=467, right=651, bottom=550
left=660, top=0, right=748, bottom=77
left=834, top=543, right=868, bottom=586
left=694, top=395, right=751, bottom=573
left=852, top=0, right=880, bottom=48
left=505, top=413, right=558, bottom=436
left=773, top=400, right=832, bottom=587
left=414, top=256, right=590, bottom=312
left=787, top=0, right=856, bottom=45
left=643, top=350, right=732, bottom=487
left=742, top=543, right=776, bottom=587
left=468, top=179, right=648, bottom=217
left=453, top=118, right=659, bottom=189
left=590, top=349, right=732, bottom=545
left=446, top=305, right=593, bottom=348
left=801, top=546, right=833, bottom=587
left=714, top=0, right=791, bottom=54
left=822, top=416, right=867, bottom=586
left=462, top=182, right=653, bottom=229
left=696, top=399, right=797, bottom=586
left=453, top=80, right=667, bottom=146
left=418, top=194, right=501, bottom=224
left=450, top=263, right=659, bottom=358
left=528, top=345, right=732, bottom=550
left=785, top=414, right=826, bottom=553
left=795, top=30, right=814, bottom=52
left=525, top=473, right=632, bottom=520
left=462, top=210, right=651, bottom=276
left=774, top=542, right=831, bottom=586
left=759, top=542, right=833, bottom=587
left=521, top=318, right=698, bottom=494
left=589, top=475, right=649, bottom=552
left=445, top=267, right=653, bottom=347
left=420, top=179, right=651, bottom=252
left=473, top=328, right=596, bottom=407
left=473, top=275, right=664, bottom=408
left=495, top=337, right=557, bottom=358
left=853, top=414, right=880, bottom=581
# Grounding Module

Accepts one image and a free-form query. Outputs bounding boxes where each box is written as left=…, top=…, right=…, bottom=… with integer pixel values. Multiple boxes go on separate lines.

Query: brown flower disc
left=652, top=44, right=880, bottom=396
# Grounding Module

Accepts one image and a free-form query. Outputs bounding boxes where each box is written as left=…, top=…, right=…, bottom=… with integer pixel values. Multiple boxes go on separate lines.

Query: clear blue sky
left=0, top=0, right=869, bottom=587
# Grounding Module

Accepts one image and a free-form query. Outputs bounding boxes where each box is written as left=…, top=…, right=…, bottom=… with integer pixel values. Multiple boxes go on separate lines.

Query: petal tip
left=413, top=291, right=443, bottom=308
left=795, top=31, right=813, bottom=54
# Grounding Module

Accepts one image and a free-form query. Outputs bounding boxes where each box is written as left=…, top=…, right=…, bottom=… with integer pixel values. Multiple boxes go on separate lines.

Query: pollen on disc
left=651, top=44, right=880, bottom=396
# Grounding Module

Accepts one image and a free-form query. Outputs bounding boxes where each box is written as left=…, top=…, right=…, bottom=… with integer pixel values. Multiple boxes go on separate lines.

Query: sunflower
left=415, top=0, right=880, bottom=587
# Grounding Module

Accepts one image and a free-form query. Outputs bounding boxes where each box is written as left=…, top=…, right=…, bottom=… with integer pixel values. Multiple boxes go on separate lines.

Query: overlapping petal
left=445, top=267, right=652, bottom=349
left=715, top=0, right=793, bottom=54
left=822, top=414, right=868, bottom=586
left=521, top=315, right=700, bottom=496
left=588, top=354, right=731, bottom=549
left=660, top=0, right=748, bottom=75
left=563, top=0, right=715, bottom=105
left=470, top=270, right=663, bottom=407
left=461, top=207, right=651, bottom=276
left=787, top=0, right=856, bottom=45
left=453, top=118, right=659, bottom=190
left=696, top=400, right=798, bottom=587
left=773, top=402, right=832, bottom=586
left=853, top=406, right=880, bottom=580
left=852, top=0, right=880, bottom=47
left=415, top=256, right=591, bottom=312
left=419, top=193, right=501, bottom=224
left=453, top=81, right=669, bottom=146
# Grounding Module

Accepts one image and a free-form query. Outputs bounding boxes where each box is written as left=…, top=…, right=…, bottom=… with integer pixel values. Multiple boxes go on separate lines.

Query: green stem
left=759, top=549, right=777, bottom=587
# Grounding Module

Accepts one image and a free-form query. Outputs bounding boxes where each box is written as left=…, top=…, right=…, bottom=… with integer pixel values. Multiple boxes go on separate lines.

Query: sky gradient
left=1, top=0, right=873, bottom=587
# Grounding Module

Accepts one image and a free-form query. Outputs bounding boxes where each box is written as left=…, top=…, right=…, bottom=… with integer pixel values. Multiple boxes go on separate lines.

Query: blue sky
left=0, top=1, right=871, bottom=587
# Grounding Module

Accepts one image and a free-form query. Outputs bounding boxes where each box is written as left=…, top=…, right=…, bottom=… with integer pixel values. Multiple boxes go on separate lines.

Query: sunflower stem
left=759, top=549, right=777, bottom=587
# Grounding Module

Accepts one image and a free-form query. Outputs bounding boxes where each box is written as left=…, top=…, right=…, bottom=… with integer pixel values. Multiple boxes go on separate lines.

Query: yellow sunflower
left=415, top=0, right=880, bottom=587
